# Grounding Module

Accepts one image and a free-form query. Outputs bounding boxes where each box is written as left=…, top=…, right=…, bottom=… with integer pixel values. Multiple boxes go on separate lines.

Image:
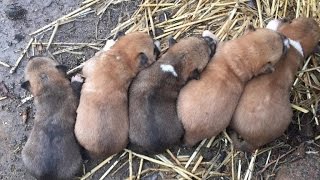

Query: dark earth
left=0, top=0, right=319, bottom=179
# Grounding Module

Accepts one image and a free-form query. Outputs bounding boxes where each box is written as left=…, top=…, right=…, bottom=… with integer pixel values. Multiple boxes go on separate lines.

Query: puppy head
left=242, top=27, right=289, bottom=75
left=111, top=32, right=160, bottom=72
left=267, top=18, right=320, bottom=57
left=164, top=33, right=217, bottom=81
left=22, top=56, right=68, bottom=96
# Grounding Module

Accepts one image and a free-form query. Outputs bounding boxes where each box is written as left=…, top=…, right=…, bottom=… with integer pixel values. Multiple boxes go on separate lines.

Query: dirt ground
left=0, top=0, right=140, bottom=179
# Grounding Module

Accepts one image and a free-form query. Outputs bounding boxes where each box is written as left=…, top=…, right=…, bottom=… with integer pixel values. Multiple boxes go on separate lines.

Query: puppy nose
left=279, top=33, right=290, bottom=54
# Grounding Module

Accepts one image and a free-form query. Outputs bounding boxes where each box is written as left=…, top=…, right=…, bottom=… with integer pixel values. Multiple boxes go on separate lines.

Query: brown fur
left=230, top=18, right=320, bottom=151
left=75, top=32, right=159, bottom=158
left=128, top=36, right=216, bottom=154
left=177, top=28, right=287, bottom=146
left=21, top=57, right=82, bottom=180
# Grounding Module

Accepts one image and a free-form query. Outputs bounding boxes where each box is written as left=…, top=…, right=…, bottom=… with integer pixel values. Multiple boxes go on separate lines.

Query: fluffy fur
left=21, top=57, right=82, bottom=180
left=75, top=32, right=160, bottom=158
left=128, top=36, right=216, bottom=154
left=230, top=18, right=320, bottom=151
left=177, top=28, right=288, bottom=146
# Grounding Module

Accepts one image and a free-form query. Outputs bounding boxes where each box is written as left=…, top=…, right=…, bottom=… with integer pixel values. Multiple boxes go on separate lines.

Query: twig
left=46, top=21, right=60, bottom=50
left=67, top=63, right=85, bottom=75
left=129, top=151, right=133, bottom=180
left=258, top=147, right=296, bottom=174
left=80, top=154, right=116, bottom=180
left=10, top=38, right=34, bottom=74
left=244, top=150, right=258, bottom=180
left=136, top=158, right=143, bottom=180
left=19, top=95, right=34, bottom=106
left=99, top=152, right=128, bottom=180
left=0, top=61, right=11, bottom=68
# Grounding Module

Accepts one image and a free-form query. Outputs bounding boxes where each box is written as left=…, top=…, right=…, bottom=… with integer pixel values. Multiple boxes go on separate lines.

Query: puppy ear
left=21, top=81, right=30, bottom=91
left=168, top=36, right=177, bottom=47
left=56, top=65, right=68, bottom=74
left=244, top=24, right=255, bottom=34
left=203, top=36, right=217, bottom=58
left=138, top=53, right=149, bottom=67
left=258, top=62, right=275, bottom=75
left=114, top=31, right=125, bottom=40
left=189, top=69, right=200, bottom=80
left=313, top=42, right=320, bottom=54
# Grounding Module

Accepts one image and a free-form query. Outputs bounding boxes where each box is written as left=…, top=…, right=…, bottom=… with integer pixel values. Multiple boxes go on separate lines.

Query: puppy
left=177, top=27, right=289, bottom=146
left=75, top=32, right=160, bottom=158
left=21, top=57, right=82, bottom=180
left=230, top=18, right=320, bottom=151
left=128, top=33, right=217, bottom=155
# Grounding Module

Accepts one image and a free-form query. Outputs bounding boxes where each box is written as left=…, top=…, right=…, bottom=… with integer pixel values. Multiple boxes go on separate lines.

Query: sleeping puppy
left=230, top=18, right=320, bottom=152
left=177, top=27, right=289, bottom=146
left=128, top=33, right=217, bottom=155
left=75, top=32, right=160, bottom=158
left=21, top=56, right=82, bottom=180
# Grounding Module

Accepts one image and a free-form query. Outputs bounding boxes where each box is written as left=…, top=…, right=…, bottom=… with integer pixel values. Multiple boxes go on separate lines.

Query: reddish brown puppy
left=230, top=18, right=320, bottom=151
left=21, top=57, right=82, bottom=180
left=129, top=34, right=217, bottom=155
left=75, top=32, right=160, bottom=158
left=177, top=27, right=289, bottom=146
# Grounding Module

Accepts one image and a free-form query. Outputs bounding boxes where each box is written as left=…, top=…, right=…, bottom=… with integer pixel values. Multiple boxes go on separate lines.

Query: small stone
left=14, top=34, right=25, bottom=42
left=5, top=4, right=27, bottom=20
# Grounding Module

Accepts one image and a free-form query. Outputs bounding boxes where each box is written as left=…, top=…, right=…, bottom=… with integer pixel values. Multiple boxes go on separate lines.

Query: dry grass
left=14, top=0, right=320, bottom=179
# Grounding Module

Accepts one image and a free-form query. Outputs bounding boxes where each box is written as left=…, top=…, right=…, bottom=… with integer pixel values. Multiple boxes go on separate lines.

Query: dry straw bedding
left=9, top=0, right=320, bottom=179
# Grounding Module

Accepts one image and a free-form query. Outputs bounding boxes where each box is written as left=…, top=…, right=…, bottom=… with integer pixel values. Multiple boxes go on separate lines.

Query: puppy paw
left=71, top=74, right=84, bottom=83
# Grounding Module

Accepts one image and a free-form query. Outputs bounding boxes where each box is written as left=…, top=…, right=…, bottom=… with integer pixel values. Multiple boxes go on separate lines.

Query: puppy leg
left=71, top=74, right=84, bottom=98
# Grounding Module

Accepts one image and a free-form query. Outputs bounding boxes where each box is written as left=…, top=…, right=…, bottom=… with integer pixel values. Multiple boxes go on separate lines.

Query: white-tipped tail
left=289, top=39, right=304, bottom=57
left=266, top=19, right=281, bottom=31
left=202, top=30, right=219, bottom=42
left=102, top=39, right=116, bottom=51
left=160, top=64, right=178, bottom=77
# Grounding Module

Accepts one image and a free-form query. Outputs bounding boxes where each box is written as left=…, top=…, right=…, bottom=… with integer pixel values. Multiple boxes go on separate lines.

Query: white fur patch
left=202, top=30, right=219, bottom=42
left=284, top=38, right=290, bottom=49
left=160, top=64, right=177, bottom=77
left=266, top=19, right=281, bottom=31
left=289, top=39, right=304, bottom=57
left=102, top=39, right=116, bottom=51
left=154, top=40, right=161, bottom=51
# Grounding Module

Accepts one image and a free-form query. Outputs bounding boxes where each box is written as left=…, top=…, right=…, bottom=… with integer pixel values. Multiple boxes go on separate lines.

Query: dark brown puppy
left=75, top=32, right=160, bottom=158
left=21, top=57, right=82, bottom=180
left=230, top=18, right=320, bottom=151
left=177, top=28, right=289, bottom=146
left=128, top=34, right=217, bottom=155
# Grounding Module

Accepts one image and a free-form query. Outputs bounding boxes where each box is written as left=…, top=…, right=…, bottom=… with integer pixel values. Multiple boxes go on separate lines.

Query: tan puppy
left=21, top=57, right=82, bottom=179
left=129, top=34, right=217, bottom=155
left=230, top=18, right=320, bottom=151
left=177, top=27, right=289, bottom=146
left=75, top=32, right=160, bottom=158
